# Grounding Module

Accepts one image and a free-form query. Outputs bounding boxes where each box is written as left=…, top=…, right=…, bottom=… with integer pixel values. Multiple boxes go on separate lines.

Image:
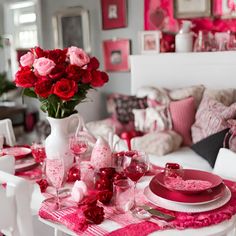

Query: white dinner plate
left=144, top=186, right=231, bottom=213
left=15, top=158, right=38, bottom=172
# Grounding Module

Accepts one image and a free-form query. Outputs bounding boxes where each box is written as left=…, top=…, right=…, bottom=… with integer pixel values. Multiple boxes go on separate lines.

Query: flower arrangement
left=14, top=46, right=109, bottom=118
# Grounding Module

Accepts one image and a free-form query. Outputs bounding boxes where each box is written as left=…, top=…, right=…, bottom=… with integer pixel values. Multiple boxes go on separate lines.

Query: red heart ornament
left=149, top=8, right=165, bottom=29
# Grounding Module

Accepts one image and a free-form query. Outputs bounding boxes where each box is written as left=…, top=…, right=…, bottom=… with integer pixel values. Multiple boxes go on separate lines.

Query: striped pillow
left=191, top=95, right=236, bottom=143
left=170, top=96, right=196, bottom=146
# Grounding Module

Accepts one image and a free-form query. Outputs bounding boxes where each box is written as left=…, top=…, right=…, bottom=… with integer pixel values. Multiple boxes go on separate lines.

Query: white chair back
left=0, top=155, right=15, bottom=174
left=0, top=171, right=34, bottom=236
left=0, top=119, right=16, bottom=146
left=213, top=148, right=236, bottom=181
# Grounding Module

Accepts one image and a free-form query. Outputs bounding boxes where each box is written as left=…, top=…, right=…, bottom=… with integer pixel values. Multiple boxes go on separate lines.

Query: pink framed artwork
left=101, top=0, right=127, bottom=30
left=103, top=39, right=130, bottom=72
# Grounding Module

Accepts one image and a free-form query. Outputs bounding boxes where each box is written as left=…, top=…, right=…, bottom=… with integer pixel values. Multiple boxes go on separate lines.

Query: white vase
left=45, top=113, right=81, bottom=171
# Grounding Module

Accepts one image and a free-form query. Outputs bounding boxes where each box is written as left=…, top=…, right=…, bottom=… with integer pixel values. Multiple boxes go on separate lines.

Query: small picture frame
left=139, top=31, right=161, bottom=54
left=174, top=0, right=211, bottom=18
left=53, top=7, right=91, bottom=53
left=103, top=39, right=130, bottom=72
left=101, top=0, right=127, bottom=30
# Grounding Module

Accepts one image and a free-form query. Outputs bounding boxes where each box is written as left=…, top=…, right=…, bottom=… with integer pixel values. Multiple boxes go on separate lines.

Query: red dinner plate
left=156, top=169, right=222, bottom=194
left=0, top=146, right=32, bottom=160
left=149, top=176, right=226, bottom=205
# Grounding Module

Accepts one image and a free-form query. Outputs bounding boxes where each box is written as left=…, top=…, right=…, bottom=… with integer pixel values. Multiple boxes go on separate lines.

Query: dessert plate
left=0, top=146, right=32, bottom=160
left=156, top=169, right=222, bottom=194
left=15, top=157, right=38, bottom=172
left=149, top=176, right=225, bottom=205
left=144, top=185, right=231, bottom=213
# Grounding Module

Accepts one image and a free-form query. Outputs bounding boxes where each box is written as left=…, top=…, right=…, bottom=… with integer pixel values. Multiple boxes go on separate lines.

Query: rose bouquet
left=15, top=46, right=109, bottom=118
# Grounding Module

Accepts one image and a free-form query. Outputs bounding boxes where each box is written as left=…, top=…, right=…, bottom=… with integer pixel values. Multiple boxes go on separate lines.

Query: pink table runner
left=37, top=180, right=236, bottom=236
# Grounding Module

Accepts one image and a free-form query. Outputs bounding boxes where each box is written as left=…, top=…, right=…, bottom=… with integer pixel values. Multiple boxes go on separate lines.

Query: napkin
left=71, top=180, right=88, bottom=203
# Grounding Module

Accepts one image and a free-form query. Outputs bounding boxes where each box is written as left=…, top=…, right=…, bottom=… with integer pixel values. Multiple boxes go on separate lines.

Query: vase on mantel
left=45, top=113, right=81, bottom=171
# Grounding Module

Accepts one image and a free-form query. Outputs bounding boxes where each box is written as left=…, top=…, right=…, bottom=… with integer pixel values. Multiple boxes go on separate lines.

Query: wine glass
left=69, top=135, right=88, bottom=166
left=31, top=142, right=46, bottom=177
left=122, top=151, right=149, bottom=215
left=45, top=155, right=67, bottom=210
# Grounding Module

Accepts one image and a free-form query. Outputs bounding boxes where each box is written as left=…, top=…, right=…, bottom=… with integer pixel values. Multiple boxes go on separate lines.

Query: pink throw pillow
left=191, top=95, right=236, bottom=143
left=170, top=97, right=196, bottom=146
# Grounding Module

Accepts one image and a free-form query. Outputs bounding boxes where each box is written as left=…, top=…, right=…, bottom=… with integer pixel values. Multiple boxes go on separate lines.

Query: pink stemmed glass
left=31, top=142, right=46, bottom=177
left=69, top=135, right=88, bottom=166
left=45, top=156, right=67, bottom=210
left=122, top=151, right=149, bottom=215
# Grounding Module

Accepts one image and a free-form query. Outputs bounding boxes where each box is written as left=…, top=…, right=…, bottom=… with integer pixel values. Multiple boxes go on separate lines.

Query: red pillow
left=170, top=97, right=196, bottom=146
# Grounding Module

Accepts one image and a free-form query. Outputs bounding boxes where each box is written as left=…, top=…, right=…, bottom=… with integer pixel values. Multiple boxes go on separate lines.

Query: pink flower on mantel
left=33, top=57, right=56, bottom=76
left=20, top=52, right=35, bottom=67
left=67, top=46, right=90, bottom=67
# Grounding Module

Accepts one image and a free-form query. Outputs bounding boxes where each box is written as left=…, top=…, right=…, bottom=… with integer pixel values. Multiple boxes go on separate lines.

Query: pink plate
left=156, top=169, right=222, bottom=194
left=149, top=176, right=226, bottom=204
left=0, top=147, right=32, bottom=160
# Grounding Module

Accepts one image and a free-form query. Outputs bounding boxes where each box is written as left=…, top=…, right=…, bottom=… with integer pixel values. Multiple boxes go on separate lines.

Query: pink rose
left=20, top=52, right=35, bottom=67
left=33, top=57, right=56, bottom=76
left=67, top=46, right=90, bottom=67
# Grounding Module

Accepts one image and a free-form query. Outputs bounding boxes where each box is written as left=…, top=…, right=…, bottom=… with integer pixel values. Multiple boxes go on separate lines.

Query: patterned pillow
left=203, top=88, right=236, bottom=106
left=113, top=95, right=148, bottom=124
left=170, top=96, right=196, bottom=146
left=131, top=130, right=182, bottom=156
left=191, top=95, right=236, bottom=143
left=169, top=85, right=205, bottom=107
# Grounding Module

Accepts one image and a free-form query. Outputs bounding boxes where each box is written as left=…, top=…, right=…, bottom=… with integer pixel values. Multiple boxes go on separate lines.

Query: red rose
left=34, top=79, right=53, bottom=98
left=82, top=70, right=92, bottom=83
left=83, top=205, right=104, bottom=224
left=49, top=65, right=66, bottom=80
left=53, top=78, right=78, bottom=100
left=87, top=57, right=99, bottom=70
left=66, top=64, right=84, bottom=81
left=31, top=46, right=48, bottom=58
left=36, top=179, right=48, bottom=193
left=48, top=48, right=67, bottom=64
left=91, top=71, right=109, bottom=87
left=97, top=190, right=113, bottom=204
left=15, top=66, right=38, bottom=88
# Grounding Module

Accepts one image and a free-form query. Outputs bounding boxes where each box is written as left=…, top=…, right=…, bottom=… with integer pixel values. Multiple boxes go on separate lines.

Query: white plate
left=144, top=186, right=231, bottom=213
left=15, top=158, right=38, bottom=172
left=1, top=147, right=31, bottom=159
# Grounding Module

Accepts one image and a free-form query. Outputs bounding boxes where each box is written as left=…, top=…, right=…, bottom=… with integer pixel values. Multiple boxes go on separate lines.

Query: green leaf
left=23, top=88, right=37, bottom=98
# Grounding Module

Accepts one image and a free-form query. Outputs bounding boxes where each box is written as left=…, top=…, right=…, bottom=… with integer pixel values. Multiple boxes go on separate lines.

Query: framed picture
left=101, top=0, right=127, bottom=30
left=103, top=39, right=130, bottom=72
left=174, top=0, right=211, bottom=18
left=139, top=31, right=161, bottom=54
left=53, top=7, right=91, bottom=53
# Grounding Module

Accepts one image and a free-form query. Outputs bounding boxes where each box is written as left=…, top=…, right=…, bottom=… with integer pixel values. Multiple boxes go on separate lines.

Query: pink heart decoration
left=149, top=8, right=165, bottom=29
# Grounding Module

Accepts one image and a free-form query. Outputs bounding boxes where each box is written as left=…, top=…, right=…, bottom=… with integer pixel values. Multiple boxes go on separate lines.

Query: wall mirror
left=53, top=6, right=91, bottom=53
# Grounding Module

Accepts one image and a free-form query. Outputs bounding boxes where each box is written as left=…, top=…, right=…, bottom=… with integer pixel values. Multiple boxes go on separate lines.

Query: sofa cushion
left=170, top=96, right=196, bottom=146
left=131, top=130, right=182, bottom=156
left=191, top=95, right=236, bottom=143
left=169, top=84, right=205, bottom=107
left=191, top=128, right=229, bottom=168
left=204, top=88, right=235, bottom=106
left=136, top=86, right=170, bottom=106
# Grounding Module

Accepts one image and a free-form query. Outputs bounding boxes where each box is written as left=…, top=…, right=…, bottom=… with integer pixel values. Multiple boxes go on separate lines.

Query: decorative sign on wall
left=101, top=0, right=127, bottom=30
left=102, top=39, right=130, bottom=72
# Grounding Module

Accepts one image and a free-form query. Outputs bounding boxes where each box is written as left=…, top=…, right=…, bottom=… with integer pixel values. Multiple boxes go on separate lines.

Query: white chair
left=213, top=148, right=236, bottom=181
left=0, top=155, right=15, bottom=174
left=0, top=171, right=34, bottom=236
left=0, top=119, right=16, bottom=146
